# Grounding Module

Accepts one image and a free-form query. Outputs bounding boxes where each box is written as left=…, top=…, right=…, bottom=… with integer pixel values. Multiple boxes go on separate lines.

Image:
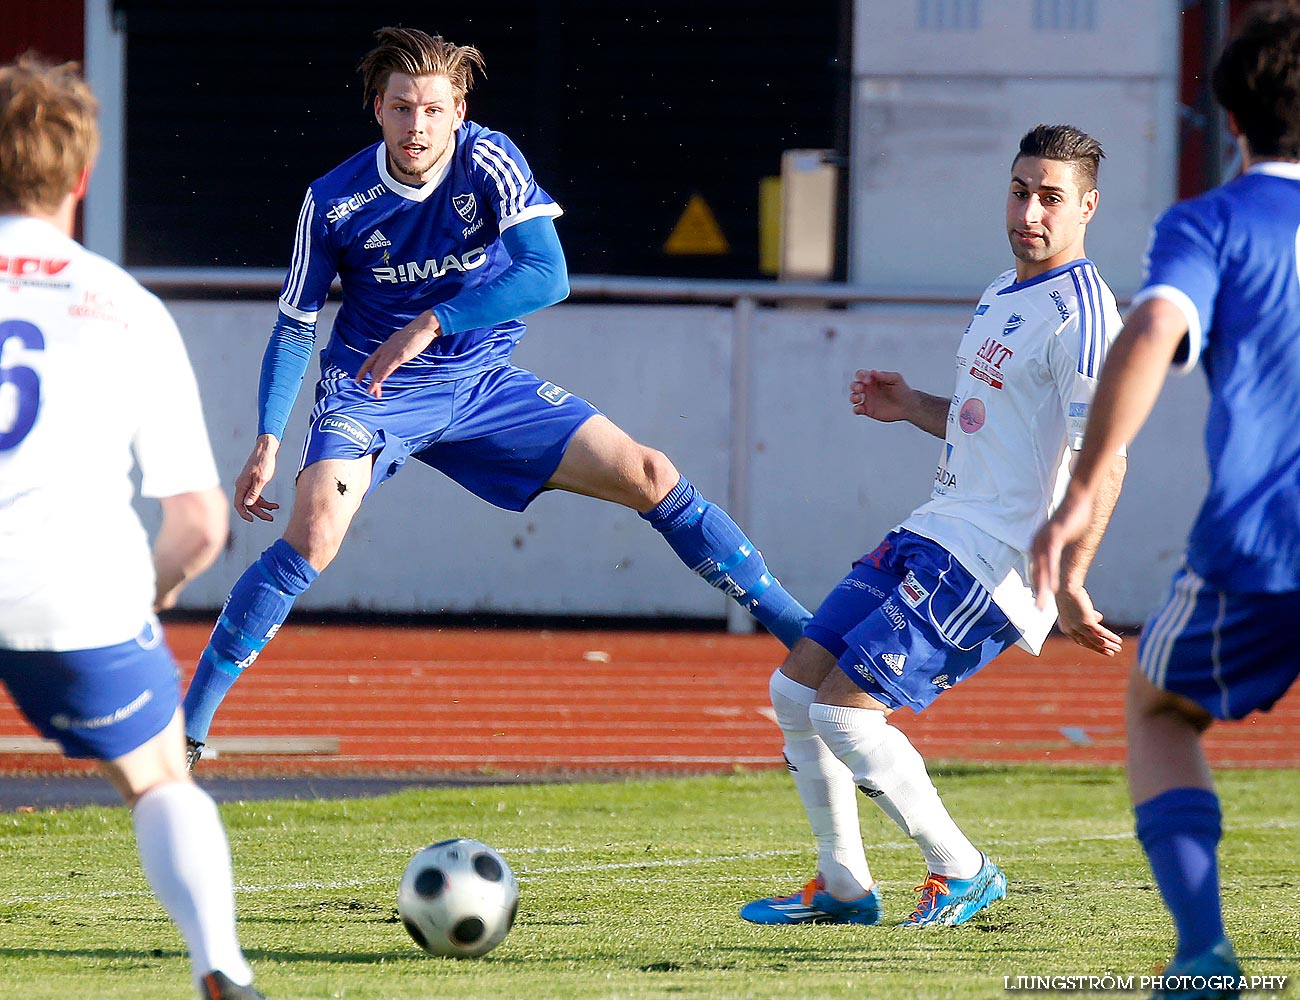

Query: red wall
left=1178, top=0, right=1260, bottom=198
left=0, top=0, right=85, bottom=64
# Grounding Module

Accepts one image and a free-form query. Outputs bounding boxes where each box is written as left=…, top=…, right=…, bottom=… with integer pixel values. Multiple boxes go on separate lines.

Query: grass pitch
left=0, top=766, right=1296, bottom=1000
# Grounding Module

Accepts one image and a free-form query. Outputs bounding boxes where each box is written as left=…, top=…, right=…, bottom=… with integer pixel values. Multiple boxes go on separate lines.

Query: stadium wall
left=152, top=300, right=1207, bottom=629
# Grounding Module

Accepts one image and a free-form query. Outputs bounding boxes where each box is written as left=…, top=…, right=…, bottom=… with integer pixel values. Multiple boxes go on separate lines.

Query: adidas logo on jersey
left=363, top=230, right=392, bottom=249
left=880, top=652, right=907, bottom=675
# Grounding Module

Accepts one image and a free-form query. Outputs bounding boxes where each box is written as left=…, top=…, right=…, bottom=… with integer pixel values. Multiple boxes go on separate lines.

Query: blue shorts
left=300, top=364, right=601, bottom=512
left=806, top=530, right=1020, bottom=712
left=1138, top=562, right=1300, bottom=721
left=0, top=622, right=181, bottom=760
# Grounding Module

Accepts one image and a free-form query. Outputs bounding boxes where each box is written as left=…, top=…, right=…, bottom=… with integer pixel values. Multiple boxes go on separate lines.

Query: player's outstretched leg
left=182, top=539, right=318, bottom=764
left=809, top=702, right=1005, bottom=926
left=641, top=478, right=811, bottom=647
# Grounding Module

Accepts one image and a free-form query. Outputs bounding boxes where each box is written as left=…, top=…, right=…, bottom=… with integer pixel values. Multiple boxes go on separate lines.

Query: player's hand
left=1054, top=586, right=1123, bottom=657
left=1030, top=489, right=1093, bottom=608
left=234, top=435, right=281, bottom=523
left=849, top=369, right=914, bottom=423
left=357, top=311, right=442, bottom=399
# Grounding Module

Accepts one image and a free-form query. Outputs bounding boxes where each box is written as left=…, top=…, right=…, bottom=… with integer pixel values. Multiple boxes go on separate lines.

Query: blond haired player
left=0, top=54, right=266, bottom=1000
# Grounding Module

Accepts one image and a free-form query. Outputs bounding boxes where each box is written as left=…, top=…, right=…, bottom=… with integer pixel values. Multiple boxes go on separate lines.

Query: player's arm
left=1031, top=296, right=1189, bottom=606
left=849, top=368, right=950, bottom=438
left=357, top=215, right=568, bottom=398
left=233, top=313, right=317, bottom=522
left=153, top=486, right=229, bottom=611
left=132, top=295, right=231, bottom=608
left=237, top=187, right=333, bottom=520
left=1052, top=450, right=1127, bottom=655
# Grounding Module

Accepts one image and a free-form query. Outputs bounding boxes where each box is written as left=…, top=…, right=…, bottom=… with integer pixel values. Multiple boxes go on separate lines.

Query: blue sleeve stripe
left=472, top=140, right=527, bottom=218
left=1070, top=264, right=1104, bottom=377
left=283, top=190, right=315, bottom=308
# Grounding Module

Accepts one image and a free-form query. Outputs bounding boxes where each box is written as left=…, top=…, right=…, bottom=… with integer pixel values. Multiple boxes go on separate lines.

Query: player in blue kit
left=1032, top=5, right=1300, bottom=996
left=181, top=27, right=811, bottom=765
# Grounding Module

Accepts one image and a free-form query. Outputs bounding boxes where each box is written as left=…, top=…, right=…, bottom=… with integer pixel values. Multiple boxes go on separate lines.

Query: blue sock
left=641, top=477, right=811, bottom=648
left=1134, top=787, right=1225, bottom=962
left=182, top=539, right=318, bottom=744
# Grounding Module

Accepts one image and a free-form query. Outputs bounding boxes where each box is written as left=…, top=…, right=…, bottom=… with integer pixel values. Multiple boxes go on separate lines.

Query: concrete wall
left=154, top=300, right=1208, bottom=629
left=850, top=0, right=1181, bottom=299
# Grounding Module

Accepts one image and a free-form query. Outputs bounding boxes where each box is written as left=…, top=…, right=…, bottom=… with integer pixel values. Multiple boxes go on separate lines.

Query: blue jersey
left=278, top=121, right=562, bottom=384
left=1134, top=162, right=1300, bottom=592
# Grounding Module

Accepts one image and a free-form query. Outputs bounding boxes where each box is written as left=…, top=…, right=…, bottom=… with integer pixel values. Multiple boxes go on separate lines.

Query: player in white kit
left=0, top=55, right=266, bottom=1000
left=741, top=125, right=1128, bottom=928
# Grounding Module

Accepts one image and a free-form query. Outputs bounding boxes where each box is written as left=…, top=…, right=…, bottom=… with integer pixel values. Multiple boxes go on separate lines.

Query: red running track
left=1, top=622, right=1297, bottom=776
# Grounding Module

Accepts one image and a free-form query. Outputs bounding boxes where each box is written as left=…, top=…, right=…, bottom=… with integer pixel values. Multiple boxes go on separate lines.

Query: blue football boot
left=899, top=853, right=1006, bottom=927
left=1151, top=938, right=1242, bottom=999
left=740, top=875, right=883, bottom=925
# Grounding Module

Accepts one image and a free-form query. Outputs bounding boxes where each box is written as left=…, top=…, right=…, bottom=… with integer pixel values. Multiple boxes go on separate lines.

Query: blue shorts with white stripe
left=805, top=529, right=1020, bottom=713
left=1138, top=560, right=1300, bottom=721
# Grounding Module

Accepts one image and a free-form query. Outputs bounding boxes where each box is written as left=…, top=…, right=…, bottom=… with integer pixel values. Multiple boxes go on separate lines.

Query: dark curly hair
left=1212, top=1, right=1300, bottom=159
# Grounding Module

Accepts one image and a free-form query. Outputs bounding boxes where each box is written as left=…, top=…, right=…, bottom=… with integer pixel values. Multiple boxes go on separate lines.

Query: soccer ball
left=397, top=838, right=519, bottom=958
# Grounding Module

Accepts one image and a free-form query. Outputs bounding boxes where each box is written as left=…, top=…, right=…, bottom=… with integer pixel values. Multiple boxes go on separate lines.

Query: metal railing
left=127, top=267, right=974, bottom=306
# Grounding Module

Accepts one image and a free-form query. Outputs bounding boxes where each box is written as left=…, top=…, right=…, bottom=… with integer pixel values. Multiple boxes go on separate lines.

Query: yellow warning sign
left=663, top=194, right=730, bottom=256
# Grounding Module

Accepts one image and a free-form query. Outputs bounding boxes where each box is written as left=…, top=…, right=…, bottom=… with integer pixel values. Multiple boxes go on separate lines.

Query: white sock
left=809, top=703, right=983, bottom=879
left=769, top=670, right=873, bottom=898
left=132, top=780, right=254, bottom=989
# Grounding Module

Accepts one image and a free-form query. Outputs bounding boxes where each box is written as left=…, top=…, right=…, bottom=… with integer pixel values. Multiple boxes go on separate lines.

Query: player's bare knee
left=1127, top=676, right=1213, bottom=733
left=638, top=448, right=680, bottom=506
left=282, top=524, right=343, bottom=572
left=780, top=639, right=836, bottom=690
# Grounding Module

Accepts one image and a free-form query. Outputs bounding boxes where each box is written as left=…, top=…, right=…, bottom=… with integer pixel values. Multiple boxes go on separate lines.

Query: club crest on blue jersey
left=453, top=193, right=477, bottom=222
left=1002, top=312, right=1025, bottom=336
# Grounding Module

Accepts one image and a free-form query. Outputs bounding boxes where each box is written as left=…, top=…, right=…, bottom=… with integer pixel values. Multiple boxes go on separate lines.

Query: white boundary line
left=7, top=823, right=1300, bottom=905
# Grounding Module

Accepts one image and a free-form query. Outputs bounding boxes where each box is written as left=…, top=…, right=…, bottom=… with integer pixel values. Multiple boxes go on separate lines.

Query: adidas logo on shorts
left=881, top=652, right=907, bottom=675
left=363, top=229, right=392, bottom=249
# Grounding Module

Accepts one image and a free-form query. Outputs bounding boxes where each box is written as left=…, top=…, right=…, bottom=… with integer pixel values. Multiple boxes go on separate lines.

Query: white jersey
left=901, top=258, right=1121, bottom=653
left=0, top=215, right=219, bottom=651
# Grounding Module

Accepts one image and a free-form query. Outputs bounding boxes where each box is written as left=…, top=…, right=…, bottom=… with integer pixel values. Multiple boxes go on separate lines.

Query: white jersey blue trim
left=1069, top=262, right=1106, bottom=377
left=908, top=257, right=1123, bottom=653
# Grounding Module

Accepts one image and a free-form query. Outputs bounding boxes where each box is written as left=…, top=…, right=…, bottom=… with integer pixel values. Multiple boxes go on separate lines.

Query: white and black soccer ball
left=397, top=838, right=519, bottom=958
